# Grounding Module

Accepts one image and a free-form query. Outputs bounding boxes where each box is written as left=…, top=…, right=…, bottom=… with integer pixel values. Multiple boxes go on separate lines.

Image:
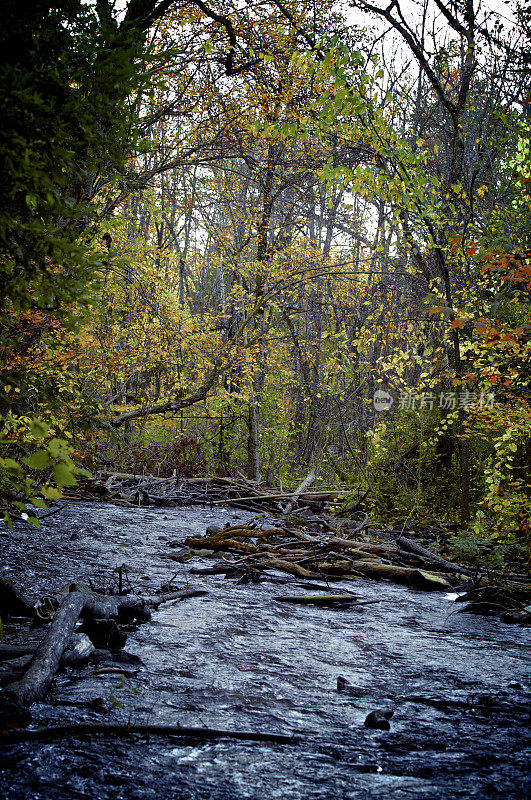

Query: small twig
left=148, top=589, right=208, bottom=608
left=36, top=503, right=70, bottom=521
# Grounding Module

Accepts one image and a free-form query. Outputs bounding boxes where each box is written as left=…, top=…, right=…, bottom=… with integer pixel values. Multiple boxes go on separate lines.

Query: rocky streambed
left=1, top=502, right=530, bottom=799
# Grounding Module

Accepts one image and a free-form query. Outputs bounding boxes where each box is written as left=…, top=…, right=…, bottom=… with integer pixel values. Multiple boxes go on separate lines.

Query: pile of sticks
left=180, top=520, right=466, bottom=591
left=79, top=471, right=353, bottom=514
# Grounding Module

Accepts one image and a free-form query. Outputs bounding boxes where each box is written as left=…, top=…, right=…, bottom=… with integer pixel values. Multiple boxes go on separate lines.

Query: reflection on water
left=1, top=502, right=530, bottom=799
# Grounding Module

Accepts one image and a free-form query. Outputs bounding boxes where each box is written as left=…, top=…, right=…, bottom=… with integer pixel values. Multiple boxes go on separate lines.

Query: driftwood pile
left=72, top=471, right=352, bottom=515
left=179, top=518, right=531, bottom=617
left=178, top=518, right=466, bottom=592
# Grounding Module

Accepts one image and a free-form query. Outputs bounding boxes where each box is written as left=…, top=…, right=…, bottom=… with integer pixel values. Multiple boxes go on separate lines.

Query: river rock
left=79, top=619, right=127, bottom=651
left=364, top=709, right=394, bottom=730
left=62, top=633, right=96, bottom=667
left=0, top=654, right=32, bottom=687
left=206, top=526, right=223, bottom=535
left=499, top=609, right=531, bottom=625
left=459, top=602, right=505, bottom=616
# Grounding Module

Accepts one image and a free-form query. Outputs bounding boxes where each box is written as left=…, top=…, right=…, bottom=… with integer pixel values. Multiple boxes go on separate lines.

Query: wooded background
left=0, top=0, right=529, bottom=551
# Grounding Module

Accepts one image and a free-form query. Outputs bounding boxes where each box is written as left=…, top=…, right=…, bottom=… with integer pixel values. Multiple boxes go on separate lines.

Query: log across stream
left=1, top=502, right=530, bottom=800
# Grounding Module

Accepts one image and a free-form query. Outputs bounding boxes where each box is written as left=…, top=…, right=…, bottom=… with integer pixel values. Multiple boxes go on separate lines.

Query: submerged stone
left=364, top=709, right=394, bottom=730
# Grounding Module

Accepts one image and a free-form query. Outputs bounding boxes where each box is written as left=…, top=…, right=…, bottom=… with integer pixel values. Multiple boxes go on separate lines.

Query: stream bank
left=1, top=502, right=530, bottom=799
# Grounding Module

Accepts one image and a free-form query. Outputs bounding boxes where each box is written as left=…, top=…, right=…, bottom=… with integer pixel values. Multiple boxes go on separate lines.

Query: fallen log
left=0, top=635, right=96, bottom=681
left=314, top=559, right=355, bottom=575
left=1, top=722, right=298, bottom=745
left=318, top=538, right=383, bottom=559
left=397, top=536, right=470, bottom=575
left=348, top=560, right=451, bottom=590
left=0, top=644, right=36, bottom=661
left=210, top=489, right=349, bottom=506
left=0, top=662, right=33, bottom=687
left=263, top=557, right=318, bottom=579
left=273, top=595, right=385, bottom=608
left=148, top=589, right=208, bottom=607
left=89, top=667, right=138, bottom=678
left=0, top=591, right=86, bottom=726
left=397, top=694, right=531, bottom=715
left=188, top=566, right=232, bottom=575
left=205, top=525, right=270, bottom=541
left=81, top=595, right=151, bottom=623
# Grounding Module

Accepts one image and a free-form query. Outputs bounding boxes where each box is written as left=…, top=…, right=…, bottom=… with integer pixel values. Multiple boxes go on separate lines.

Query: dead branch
left=1, top=722, right=298, bottom=745
left=397, top=536, right=470, bottom=575
left=283, top=469, right=316, bottom=515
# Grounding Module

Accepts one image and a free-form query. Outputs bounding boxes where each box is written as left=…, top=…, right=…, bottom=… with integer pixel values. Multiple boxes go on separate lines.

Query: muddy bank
left=1, top=502, right=530, bottom=799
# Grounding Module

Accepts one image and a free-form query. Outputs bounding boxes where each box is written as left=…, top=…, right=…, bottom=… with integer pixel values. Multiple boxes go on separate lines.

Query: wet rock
left=335, top=676, right=368, bottom=699
left=91, top=648, right=113, bottom=662
left=455, top=585, right=523, bottom=616
left=113, top=650, right=143, bottom=666
left=165, top=546, right=192, bottom=562
left=350, top=561, right=450, bottom=590
left=236, top=572, right=261, bottom=584
left=364, top=709, right=394, bottom=730
left=62, top=633, right=95, bottom=667
left=456, top=586, right=517, bottom=608
left=408, top=570, right=451, bottom=591
left=91, top=649, right=143, bottom=666
left=459, top=602, right=507, bottom=616
left=0, top=576, right=36, bottom=619
left=0, top=691, right=33, bottom=730
left=206, top=526, right=223, bottom=535
left=499, top=609, right=531, bottom=625
left=79, top=618, right=127, bottom=651
left=0, top=654, right=32, bottom=686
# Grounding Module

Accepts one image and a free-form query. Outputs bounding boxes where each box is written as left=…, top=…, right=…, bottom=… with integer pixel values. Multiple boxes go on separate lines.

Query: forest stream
left=1, top=502, right=530, bottom=800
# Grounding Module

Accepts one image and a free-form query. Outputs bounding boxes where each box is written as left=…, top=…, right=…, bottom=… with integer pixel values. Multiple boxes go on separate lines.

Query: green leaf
left=23, top=449, right=53, bottom=469
left=47, top=438, right=69, bottom=458
left=53, top=463, right=78, bottom=488
left=29, top=419, right=49, bottom=437
left=1, top=458, right=23, bottom=476
left=42, top=485, right=63, bottom=500
left=29, top=498, right=47, bottom=509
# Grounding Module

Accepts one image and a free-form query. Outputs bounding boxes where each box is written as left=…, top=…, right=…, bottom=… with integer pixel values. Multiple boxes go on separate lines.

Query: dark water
left=1, top=502, right=530, bottom=799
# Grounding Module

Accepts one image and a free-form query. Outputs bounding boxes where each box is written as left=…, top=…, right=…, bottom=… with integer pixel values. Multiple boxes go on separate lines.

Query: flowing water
left=1, top=502, right=530, bottom=799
